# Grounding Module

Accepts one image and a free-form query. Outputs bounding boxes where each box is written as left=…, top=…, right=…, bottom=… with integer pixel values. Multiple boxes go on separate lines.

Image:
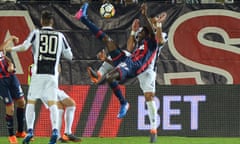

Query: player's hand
left=132, top=19, right=140, bottom=32
left=155, top=12, right=167, bottom=23
left=11, top=35, right=19, bottom=44
left=7, top=62, right=15, bottom=73
left=97, top=49, right=107, bottom=61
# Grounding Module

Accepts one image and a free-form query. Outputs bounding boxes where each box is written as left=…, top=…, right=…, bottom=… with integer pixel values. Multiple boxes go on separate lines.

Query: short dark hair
left=41, top=10, right=54, bottom=26
left=41, top=10, right=53, bottom=21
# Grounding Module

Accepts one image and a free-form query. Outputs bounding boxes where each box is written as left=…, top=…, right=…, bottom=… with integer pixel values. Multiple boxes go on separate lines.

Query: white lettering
left=137, top=95, right=206, bottom=131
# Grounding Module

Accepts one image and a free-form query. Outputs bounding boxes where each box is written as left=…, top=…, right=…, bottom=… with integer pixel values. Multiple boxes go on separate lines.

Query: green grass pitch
left=1, top=136, right=240, bottom=144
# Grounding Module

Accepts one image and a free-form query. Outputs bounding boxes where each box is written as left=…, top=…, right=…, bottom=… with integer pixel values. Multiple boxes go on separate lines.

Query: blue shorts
left=0, top=74, right=24, bottom=105
left=109, top=48, right=140, bottom=81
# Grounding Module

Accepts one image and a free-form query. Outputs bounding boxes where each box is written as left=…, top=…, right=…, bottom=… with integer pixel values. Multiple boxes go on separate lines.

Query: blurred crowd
left=0, top=0, right=175, bottom=4
left=0, top=0, right=232, bottom=6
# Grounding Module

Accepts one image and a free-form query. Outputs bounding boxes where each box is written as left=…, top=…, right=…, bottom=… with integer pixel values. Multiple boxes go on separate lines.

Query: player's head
left=41, top=10, right=54, bottom=26
left=136, top=26, right=149, bottom=42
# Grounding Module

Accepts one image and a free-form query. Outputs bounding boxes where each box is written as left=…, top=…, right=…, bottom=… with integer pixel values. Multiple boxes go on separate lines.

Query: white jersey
left=12, top=26, right=73, bottom=102
left=137, top=32, right=168, bottom=93
left=12, top=26, right=73, bottom=78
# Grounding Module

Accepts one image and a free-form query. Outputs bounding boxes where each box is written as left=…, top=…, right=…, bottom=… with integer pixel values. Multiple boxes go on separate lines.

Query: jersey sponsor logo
left=168, top=10, right=240, bottom=84
left=0, top=11, right=35, bottom=84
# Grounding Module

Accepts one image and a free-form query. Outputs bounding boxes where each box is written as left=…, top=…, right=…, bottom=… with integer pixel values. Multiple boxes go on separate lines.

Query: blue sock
left=109, top=81, right=127, bottom=105
left=17, top=107, right=25, bottom=132
left=5, top=114, right=14, bottom=136
left=81, top=16, right=106, bottom=40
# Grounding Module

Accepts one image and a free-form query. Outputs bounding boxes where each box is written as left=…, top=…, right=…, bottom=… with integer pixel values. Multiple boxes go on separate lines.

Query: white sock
left=25, top=103, right=35, bottom=130
left=99, top=62, right=114, bottom=76
left=146, top=100, right=157, bottom=130
left=57, top=109, right=64, bottom=138
left=49, top=105, right=59, bottom=130
left=64, top=106, right=76, bottom=134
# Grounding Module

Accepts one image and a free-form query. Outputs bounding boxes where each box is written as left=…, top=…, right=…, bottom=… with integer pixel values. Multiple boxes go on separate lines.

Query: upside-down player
left=87, top=12, right=167, bottom=143
left=75, top=4, right=161, bottom=140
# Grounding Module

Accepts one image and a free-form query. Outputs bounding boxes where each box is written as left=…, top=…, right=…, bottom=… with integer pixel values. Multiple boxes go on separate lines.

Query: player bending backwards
left=75, top=1, right=159, bottom=130
left=87, top=11, right=167, bottom=143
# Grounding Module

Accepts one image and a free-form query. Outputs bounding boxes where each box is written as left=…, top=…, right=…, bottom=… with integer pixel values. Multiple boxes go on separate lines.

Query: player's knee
left=70, top=98, right=76, bottom=106
left=57, top=101, right=64, bottom=109
left=144, top=92, right=155, bottom=101
left=106, top=69, right=120, bottom=83
left=16, top=98, right=25, bottom=108
left=106, top=73, right=116, bottom=83
left=6, top=104, right=14, bottom=115
left=65, top=98, right=76, bottom=107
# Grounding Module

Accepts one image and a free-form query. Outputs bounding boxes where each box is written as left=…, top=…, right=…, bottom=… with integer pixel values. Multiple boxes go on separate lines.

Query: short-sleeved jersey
left=12, top=26, right=73, bottom=79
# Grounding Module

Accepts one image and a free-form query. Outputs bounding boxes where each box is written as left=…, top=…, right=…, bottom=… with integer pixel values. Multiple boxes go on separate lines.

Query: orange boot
left=8, top=135, right=18, bottom=144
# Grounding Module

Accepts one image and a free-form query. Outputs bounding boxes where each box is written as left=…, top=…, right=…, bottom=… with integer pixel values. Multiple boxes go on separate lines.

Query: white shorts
left=137, top=68, right=156, bottom=93
left=28, top=74, right=58, bottom=106
left=57, top=89, right=69, bottom=101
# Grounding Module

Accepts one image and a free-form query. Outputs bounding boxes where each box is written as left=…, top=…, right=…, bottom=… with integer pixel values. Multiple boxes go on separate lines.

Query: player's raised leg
left=75, top=2, right=106, bottom=41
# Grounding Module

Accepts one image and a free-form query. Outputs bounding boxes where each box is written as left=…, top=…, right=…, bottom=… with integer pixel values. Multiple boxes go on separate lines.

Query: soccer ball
left=100, top=3, right=115, bottom=18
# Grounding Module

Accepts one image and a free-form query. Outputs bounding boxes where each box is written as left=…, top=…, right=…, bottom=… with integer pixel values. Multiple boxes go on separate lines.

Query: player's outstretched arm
left=153, top=12, right=167, bottom=45
left=140, top=3, right=155, bottom=39
left=0, top=35, right=19, bottom=52
left=127, top=19, right=140, bottom=52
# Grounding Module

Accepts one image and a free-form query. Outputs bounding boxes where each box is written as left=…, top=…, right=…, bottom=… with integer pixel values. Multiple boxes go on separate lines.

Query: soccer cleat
left=58, top=137, right=68, bottom=143
left=62, top=133, right=81, bottom=142
left=74, top=2, right=89, bottom=20
left=8, top=135, right=18, bottom=144
left=61, top=134, right=69, bottom=141
left=48, top=129, right=58, bottom=144
left=16, top=131, right=26, bottom=138
left=87, top=67, right=103, bottom=84
left=22, top=129, right=34, bottom=144
left=150, top=129, right=157, bottom=143
left=117, top=102, right=129, bottom=119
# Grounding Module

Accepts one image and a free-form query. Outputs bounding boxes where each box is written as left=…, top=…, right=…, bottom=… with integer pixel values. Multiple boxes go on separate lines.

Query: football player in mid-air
left=87, top=11, right=167, bottom=143
left=75, top=2, right=166, bottom=143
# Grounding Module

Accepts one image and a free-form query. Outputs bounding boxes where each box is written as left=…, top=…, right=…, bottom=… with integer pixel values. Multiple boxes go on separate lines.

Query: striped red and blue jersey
left=131, top=37, right=157, bottom=74
left=0, top=51, right=11, bottom=78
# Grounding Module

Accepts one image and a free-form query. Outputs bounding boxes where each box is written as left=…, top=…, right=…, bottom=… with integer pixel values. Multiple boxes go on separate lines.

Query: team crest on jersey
left=139, top=45, right=144, bottom=50
left=117, top=62, right=129, bottom=71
